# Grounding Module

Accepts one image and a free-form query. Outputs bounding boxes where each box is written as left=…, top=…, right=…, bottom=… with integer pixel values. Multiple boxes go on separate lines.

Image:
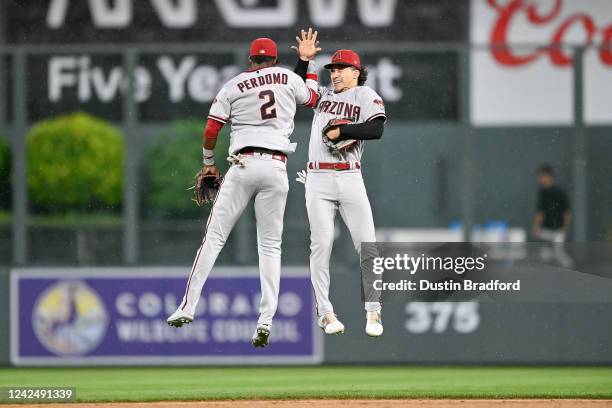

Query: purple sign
left=11, top=268, right=321, bottom=366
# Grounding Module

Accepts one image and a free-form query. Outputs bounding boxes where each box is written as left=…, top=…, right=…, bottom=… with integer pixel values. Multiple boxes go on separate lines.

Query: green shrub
left=27, top=112, right=124, bottom=213
left=0, top=136, right=10, bottom=210
left=144, top=120, right=229, bottom=218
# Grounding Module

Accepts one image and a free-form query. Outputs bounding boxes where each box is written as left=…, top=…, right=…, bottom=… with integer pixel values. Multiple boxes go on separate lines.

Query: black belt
left=239, top=147, right=285, bottom=156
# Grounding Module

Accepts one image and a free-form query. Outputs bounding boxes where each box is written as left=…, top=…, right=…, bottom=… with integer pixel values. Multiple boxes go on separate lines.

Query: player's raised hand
left=291, top=27, right=322, bottom=61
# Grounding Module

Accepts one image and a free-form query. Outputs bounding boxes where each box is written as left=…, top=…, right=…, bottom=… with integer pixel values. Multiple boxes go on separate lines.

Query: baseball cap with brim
left=324, top=49, right=361, bottom=70
left=250, top=38, right=278, bottom=58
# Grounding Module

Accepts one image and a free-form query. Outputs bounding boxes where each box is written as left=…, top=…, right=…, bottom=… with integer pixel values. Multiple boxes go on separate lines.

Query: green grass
left=1, top=366, right=611, bottom=402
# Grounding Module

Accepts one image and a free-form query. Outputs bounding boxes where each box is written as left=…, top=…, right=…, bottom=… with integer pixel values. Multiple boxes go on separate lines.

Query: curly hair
left=357, top=67, right=368, bottom=86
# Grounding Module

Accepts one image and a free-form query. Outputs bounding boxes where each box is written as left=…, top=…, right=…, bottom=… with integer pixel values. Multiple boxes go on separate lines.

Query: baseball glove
left=322, top=119, right=357, bottom=153
left=191, top=168, right=222, bottom=206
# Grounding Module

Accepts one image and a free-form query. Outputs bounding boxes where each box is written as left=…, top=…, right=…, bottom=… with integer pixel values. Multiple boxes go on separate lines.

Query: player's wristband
left=203, top=148, right=215, bottom=166
left=307, top=60, right=318, bottom=75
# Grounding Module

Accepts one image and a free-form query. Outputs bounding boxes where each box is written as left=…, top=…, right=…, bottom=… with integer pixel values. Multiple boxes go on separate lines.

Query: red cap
left=249, top=38, right=278, bottom=58
left=324, top=49, right=361, bottom=70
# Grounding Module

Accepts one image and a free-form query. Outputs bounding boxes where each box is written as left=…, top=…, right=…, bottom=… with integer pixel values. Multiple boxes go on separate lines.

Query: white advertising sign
left=471, top=0, right=612, bottom=125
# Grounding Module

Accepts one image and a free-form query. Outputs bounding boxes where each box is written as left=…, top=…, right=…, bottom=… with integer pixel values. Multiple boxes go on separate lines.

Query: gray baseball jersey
left=308, top=85, right=386, bottom=163
left=209, top=66, right=316, bottom=155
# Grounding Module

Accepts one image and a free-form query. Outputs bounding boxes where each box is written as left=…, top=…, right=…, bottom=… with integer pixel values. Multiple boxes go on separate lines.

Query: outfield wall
left=2, top=125, right=611, bottom=267
left=326, top=264, right=612, bottom=364
left=0, top=266, right=9, bottom=364
left=3, top=266, right=612, bottom=366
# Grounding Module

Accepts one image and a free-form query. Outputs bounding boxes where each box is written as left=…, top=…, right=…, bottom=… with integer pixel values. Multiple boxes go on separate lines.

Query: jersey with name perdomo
left=308, top=85, right=386, bottom=163
left=208, top=66, right=316, bottom=155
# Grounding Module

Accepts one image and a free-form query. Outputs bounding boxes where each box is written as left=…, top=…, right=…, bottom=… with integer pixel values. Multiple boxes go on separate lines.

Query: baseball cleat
left=252, top=324, right=271, bottom=348
left=365, top=311, right=383, bottom=337
left=166, top=309, right=194, bottom=327
left=318, top=313, right=345, bottom=335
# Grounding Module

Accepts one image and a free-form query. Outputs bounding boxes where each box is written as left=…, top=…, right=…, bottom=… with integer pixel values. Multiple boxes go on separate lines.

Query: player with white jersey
left=296, top=49, right=386, bottom=337
left=167, top=31, right=321, bottom=348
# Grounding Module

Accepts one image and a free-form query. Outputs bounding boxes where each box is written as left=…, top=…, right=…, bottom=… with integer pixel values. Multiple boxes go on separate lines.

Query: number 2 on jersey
left=259, top=90, right=277, bottom=120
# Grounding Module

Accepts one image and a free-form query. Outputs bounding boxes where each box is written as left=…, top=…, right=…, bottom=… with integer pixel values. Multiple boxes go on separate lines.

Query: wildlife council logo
left=32, top=281, right=109, bottom=356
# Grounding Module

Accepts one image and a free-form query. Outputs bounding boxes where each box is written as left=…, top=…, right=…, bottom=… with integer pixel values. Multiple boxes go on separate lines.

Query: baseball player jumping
left=167, top=30, right=320, bottom=348
left=295, top=47, right=386, bottom=337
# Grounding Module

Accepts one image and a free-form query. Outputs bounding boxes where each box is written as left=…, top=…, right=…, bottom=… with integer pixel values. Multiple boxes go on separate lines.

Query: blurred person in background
left=532, top=164, right=573, bottom=269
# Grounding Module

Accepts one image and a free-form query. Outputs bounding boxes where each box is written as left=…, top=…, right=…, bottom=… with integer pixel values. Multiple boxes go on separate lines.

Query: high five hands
left=291, top=27, right=322, bottom=61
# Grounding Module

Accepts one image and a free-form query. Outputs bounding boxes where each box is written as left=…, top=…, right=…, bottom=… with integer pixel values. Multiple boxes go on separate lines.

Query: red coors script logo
left=488, top=0, right=612, bottom=67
